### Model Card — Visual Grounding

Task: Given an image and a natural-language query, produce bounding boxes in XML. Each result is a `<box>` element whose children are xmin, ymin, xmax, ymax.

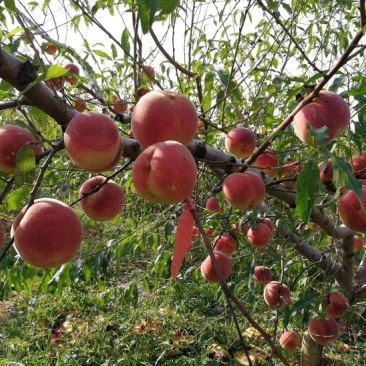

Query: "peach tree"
<box><xmin>0</xmin><ymin>0</ymin><xmax>366</xmax><ymax>365</ymax></box>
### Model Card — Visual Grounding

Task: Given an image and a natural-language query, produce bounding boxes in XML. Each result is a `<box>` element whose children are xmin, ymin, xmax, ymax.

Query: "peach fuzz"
<box><xmin>222</xmin><ymin>172</ymin><xmax>265</xmax><ymax>210</ymax></box>
<box><xmin>293</xmin><ymin>90</ymin><xmax>350</xmax><ymax>146</ymax></box>
<box><xmin>350</xmin><ymin>151</ymin><xmax>366</xmax><ymax>178</ymax></box>
<box><xmin>338</xmin><ymin>187</ymin><xmax>366</xmax><ymax>233</ymax></box>
<box><xmin>253</xmin><ymin>266</ymin><xmax>272</xmax><ymax>285</ymax></box>
<box><xmin>206</xmin><ymin>197</ymin><xmax>221</xmax><ymax>212</ymax></box>
<box><xmin>0</xmin><ymin>125</ymin><xmax>43</xmax><ymax>174</ymax></box>
<box><xmin>200</xmin><ymin>251</ymin><xmax>233</xmax><ymax>283</ymax></box>
<box><xmin>354</xmin><ymin>235</ymin><xmax>364</xmax><ymax>251</ymax></box>
<box><xmin>213</xmin><ymin>234</ymin><xmax>237</xmax><ymax>256</ymax></box>
<box><xmin>64</xmin><ymin>112</ymin><xmax>123</xmax><ymax>173</ymax></box>
<box><xmin>324</xmin><ymin>291</ymin><xmax>350</xmax><ymax>318</ymax></box>
<box><xmin>224</xmin><ymin>127</ymin><xmax>256</xmax><ymax>158</ymax></box>
<box><xmin>79</xmin><ymin>176</ymin><xmax>125</xmax><ymax>221</ymax></box>
<box><xmin>12</xmin><ymin>198</ymin><xmax>83</xmax><ymax>268</ymax></box>
<box><xmin>279</xmin><ymin>331</ymin><xmax>301</xmax><ymax>351</ymax></box>
<box><xmin>247</xmin><ymin>223</ymin><xmax>272</xmax><ymax>248</ymax></box>
<box><xmin>308</xmin><ymin>315</ymin><xmax>340</xmax><ymax>345</ymax></box>
<box><xmin>131</xmin><ymin>91</ymin><xmax>197</xmax><ymax>148</ymax></box>
<box><xmin>318</xmin><ymin>159</ymin><xmax>334</xmax><ymax>183</ymax></box>
<box><xmin>132</xmin><ymin>141</ymin><xmax>197</xmax><ymax>204</ymax></box>
<box><xmin>263</xmin><ymin>281</ymin><xmax>291</xmax><ymax>308</ymax></box>
<box><xmin>254</xmin><ymin>152</ymin><xmax>279</xmax><ymax>177</ymax></box>
<box><xmin>0</xmin><ymin>220</ymin><xmax>4</xmax><ymax>249</ymax></box>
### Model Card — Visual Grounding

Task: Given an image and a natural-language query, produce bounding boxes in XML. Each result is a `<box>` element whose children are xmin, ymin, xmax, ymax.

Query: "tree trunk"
<box><xmin>301</xmin><ymin>331</ymin><xmax>323</xmax><ymax>366</ymax></box>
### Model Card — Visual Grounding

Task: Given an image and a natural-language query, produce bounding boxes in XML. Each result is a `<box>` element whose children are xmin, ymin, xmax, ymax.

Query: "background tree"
<box><xmin>0</xmin><ymin>1</ymin><xmax>365</xmax><ymax>365</ymax></box>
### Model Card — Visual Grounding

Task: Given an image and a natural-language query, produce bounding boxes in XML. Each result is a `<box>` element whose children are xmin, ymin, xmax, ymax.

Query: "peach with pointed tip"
<box><xmin>308</xmin><ymin>315</ymin><xmax>340</xmax><ymax>345</ymax></box>
<box><xmin>131</xmin><ymin>91</ymin><xmax>197</xmax><ymax>147</ymax></box>
<box><xmin>224</xmin><ymin>127</ymin><xmax>256</xmax><ymax>158</ymax></box>
<box><xmin>279</xmin><ymin>331</ymin><xmax>301</xmax><ymax>351</ymax></box>
<box><xmin>200</xmin><ymin>251</ymin><xmax>233</xmax><ymax>283</ymax></box>
<box><xmin>293</xmin><ymin>90</ymin><xmax>350</xmax><ymax>146</ymax></box>
<box><xmin>79</xmin><ymin>176</ymin><xmax>125</xmax><ymax>221</ymax></box>
<box><xmin>222</xmin><ymin>172</ymin><xmax>265</xmax><ymax>210</ymax></box>
<box><xmin>132</xmin><ymin>141</ymin><xmax>197</xmax><ymax>204</ymax></box>
<box><xmin>0</xmin><ymin>125</ymin><xmax>43</xmax><ymax>174</ymax></box>
<box><xmin>12</xmin><ymin>198</ymin><xmax>83</xmax><ymax>268</ymax></box>
<box><xmin>64</xmin><ymin>112</ymin><xmax>123</xmax><ymax>173</ymax></box>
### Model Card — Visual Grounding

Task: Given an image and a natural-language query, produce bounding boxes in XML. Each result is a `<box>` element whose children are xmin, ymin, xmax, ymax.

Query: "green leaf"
<box><xmin>296</xmin><ymin>160</ymin><xmax>320</xmax><ymax>223</ymax></box>
<box><xmin>4</xmin><ymin>26</ymin><xmax>23</xmax><ymax>40</ymax></box>
<box><xmin>158</xmin><ymin>0</ymin><xmax>180</xmax><ymax>14</ymax></box>
<box><xmin>45</xmin><ymin>65</ymin><xmax>68</xmax><ymax>80</ymax></box>
<box><xmin>138</xmin><ymin>0</ymin><xmax>159</xmax><ymax>34</ymax></box>
<box><xmin>333</xmin><ymin>158</ymin><xmax>362</xmax><ymax>195</ymax></box>
<box><xmin>309</xmin><ymin>125</ymin><xmax>329</xmax><ymax>145</ymax></box>
<box><xmin>14</xmin><ymin>145</ymin><xmax>37</xmax><ymax>185</ymax></box>
<box><xmin>5</xmin><ymin>185</ymin><xmax>31</xmax><ymax>212</ymax></box>
<box><xmin>93</xmin><ymin>49</ymin><xmax>112</xmax><ymax>60</ymax></box>
<box><xmin>121</xmin><ymin>28</ymin><xmax>130</xmax><ymax>59</ymax></box>
<box><xmin>4</xmin><ymin>0</ymin><xmax>16</xmax><ymax>13</ymax></box>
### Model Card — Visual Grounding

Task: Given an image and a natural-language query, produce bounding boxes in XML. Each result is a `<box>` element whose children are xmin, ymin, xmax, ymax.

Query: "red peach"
<box><xmin>279</xmin><ymin>331</ymin><xmax>301</xmax><ymax>351</ymax></box>
<box><xmin>224</xmin><ymin>127</ymin><xmax>256</xmax><ymax>158</ymax></box>
<box><xmin>64</xmin><ymin>63</ymin><xmax>80</xmax><ymax>84</ymax></box>
<box><xmin>263</xmin><ymin>281</ymin><xmax>291</xmax><ymax>307</ymax></box>
<box><xmin>253</xmin><ymin>266</ymin><xmax>272</xmax><ymax>285</ymax></box>
<box><xmin>132</xmin><ymin>141</ymin><xmax>197</xmax><ymax>204</ymax></box>
<box><xmin>293</xmin><ymin>90</ymin><xmax>350</xmax><ymax>146</ymax></box>
<box><xmin>354</xmin><ymin>235</ymin><xmax>364</xmax><ymax>251</ymax></box>
<box><xmin>261</xmin><ymin>218</ymin><xmax>275</xmax><ymax>233</ymax></box>
<box><xmin>79</xmin><ymin>176</ymin><xmax>125</xmax><ymax>221</ymax></box>
<box><xmin>308</xmin><ymin>315</ymin><xmax>340</xmax><ymax>345</ymax></box>
<box><xmin>222</xmin><ymin>172</ymin><xmax>265</xmax><ymax>210</ymax></box>
<box><xmin>206</xmin><ymin>197</ymin><xmax>221</xmax><ymax>212</ymax></box>
<box><xmin>247</xmin><ymin>223</ymin><xmax>272</xmax><ymax>248</ymax></box>
<box><xmin>12</xmin><ymin>198</ymin><xmax>83</xmax><ymax>268</ymax></box>
<box><xmin>254</xmin><ymin>152</ymin><xmax>279</xmax><ymax>177</ymax></box>
<box><xmin>131</xmin><ymin>91</ymin><xmax>197</xmax><ymax>147</ymax></box>
<box><xmin>338</xmin><ymin>188</ymin><xmax>366</xmax><ymax>233</ymax></box>
<box><xmin>200</xmin><ymin>251</ymin><xmax>233</xmax><ymax>283</ymax></box>
<box><xmin>213</xmin><ymin>234</ymin><xmax>236</xmax><ymax>256</ymax></box>
<box><xmin>0</xmin><ymin>125</ymin><xmax>43</xmax><ymax>174</ymax></box>
<box><xmin>113</xmin><ymin>98</ymin><xmax>128</xmax><ymax>113</ymax></box>
<box><xmin>64</xmin><ymin>112</ymin><xmax>123</xmax><ymax>173</ymax></box>
<box><xmin>43</xmin><ymin>43</ymin><xmax>57</xmax><ymax>55</ymax></box>
<box><xmin>74</xmin><ymin>98</ymin><xmax>86</xmax><ymax>113</ymax></box>
<box><xmin>140</xmin><ymin>65</ymin><xmax>156</xmax><ymax>80</ymax></box>
<box><xmin>324</xmin><ymin>291</ymin><xmax>350</xmax><ymax>318</ymax></box>
<box><xmin>350</xmin><ymin>151</ymin><xmax>366</xmax><ymax>178</ymax></box>
<box><xmin>318</xmin><ymin>159</ymin><xmax>334</xmax><ymax>183</ymax></box>
<box><xmin>191</xmin><ymin>226</ymin><xmax>200</xmax><ymax>238</ymax></box>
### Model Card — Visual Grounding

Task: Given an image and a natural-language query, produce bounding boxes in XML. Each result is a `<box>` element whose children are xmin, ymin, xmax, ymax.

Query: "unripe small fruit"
<box><xmin>200</xmin><ymin>251</ymin><xmax>233</xmax><ymax>283</ymax></box>
<box><xmin>308</xmin><ymin>315</ymin><xmax>340</xmax><ymax>345</ymax></box>
<box><xmin>279</xmin><ymin>331</ymin><xmax>301</xmax><ymax>351</ymax></box>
